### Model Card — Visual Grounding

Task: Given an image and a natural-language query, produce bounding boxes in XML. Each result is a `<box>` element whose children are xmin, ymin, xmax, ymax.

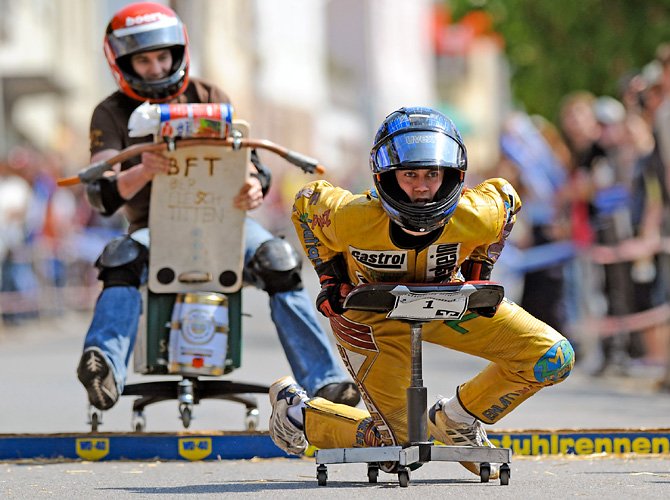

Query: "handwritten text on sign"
<box><xmin>165</xmin><ymin>156</ymin><xmax>227</xmax><ymax>223</ymax></box>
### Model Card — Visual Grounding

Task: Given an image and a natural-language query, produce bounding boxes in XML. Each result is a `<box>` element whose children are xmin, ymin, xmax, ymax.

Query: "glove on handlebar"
<box><xmin>460</xmin><ymin>259</ymin><xmax>499</xmax><ymax>318</ymax></box>
<box><xmin>314</xmin><ymin>255</ymin><xmax>352</xmax><ymax>318</ymax></box>
<box><xmin>460</xmin><ymin>259</ymin><xmax>493</xmax><ymax>281</ymax></box>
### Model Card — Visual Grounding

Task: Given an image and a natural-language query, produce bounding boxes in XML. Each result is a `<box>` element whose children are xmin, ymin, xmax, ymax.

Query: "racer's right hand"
<box><xmin>314</xmin><ymin>255</ymin><xmax>351</xmax><ymax>318</ymax></box>
<box><xmin>316</xmin><ymin>281</ymin><xmax>353</xmax><ymax>318</ymax></box>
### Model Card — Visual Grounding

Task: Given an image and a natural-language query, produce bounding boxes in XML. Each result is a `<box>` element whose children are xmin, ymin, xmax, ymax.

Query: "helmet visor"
<box><xmin>373</xmin><ymin>131</ymin><xmax>466</xmax><ymax>172</ymax></box>
<box><xmin>108</xmin><ymin>18</ymin><xmax>185</xmax><ymax>58</ymax></box>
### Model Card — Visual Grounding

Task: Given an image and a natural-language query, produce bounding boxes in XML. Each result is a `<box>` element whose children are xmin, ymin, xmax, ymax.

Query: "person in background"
<box><xmin>498</xmin><ymin>112</ymin><xmax>573</xmax><ymax>338</ymax></box>
<box><xmin>585</xmin><ymin>96</ymin><xmax>649</xmax><ymax>374</ymax></box>
<box><xmin>76</xmin><ymin>2</ymin><xmax>359</xmax><ymax>412</ymax></box>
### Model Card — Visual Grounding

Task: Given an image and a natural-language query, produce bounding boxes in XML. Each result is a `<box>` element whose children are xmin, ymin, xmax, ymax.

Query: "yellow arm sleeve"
<box><xmin>468</xmin><ymin>178</ymin><xmax>522</xmax><ymax>265</ymax></box>
<box><xmin>291</xmin><ymin>180</ymin><xmax>356</xmax><ymax>268</ymax></box>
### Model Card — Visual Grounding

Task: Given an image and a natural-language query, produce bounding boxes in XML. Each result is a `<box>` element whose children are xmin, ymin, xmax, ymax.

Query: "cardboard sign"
<box><xmin>148</xmin><ymin>121</ymin><xmax>249</xmax><ymax>293</ymax></box>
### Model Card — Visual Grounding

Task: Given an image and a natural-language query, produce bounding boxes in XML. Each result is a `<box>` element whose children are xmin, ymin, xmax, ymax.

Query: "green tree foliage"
<box><xmin>447</xmin><ymin>0</ymin><xmax>670</xmax><ymax>120</ymax></box>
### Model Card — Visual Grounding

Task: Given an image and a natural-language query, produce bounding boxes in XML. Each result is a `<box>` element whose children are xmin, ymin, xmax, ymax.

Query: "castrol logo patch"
<box><xmin>349</xmin><ymin>246</ymin><xmax>408</xmax><ymax>271</ymax></box>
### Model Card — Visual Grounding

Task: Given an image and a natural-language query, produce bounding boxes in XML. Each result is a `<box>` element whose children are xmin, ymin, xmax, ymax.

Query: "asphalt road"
<box><xmin>2</xmin><ymin>455</ymin><xmax>670</xmax><ymax>499</ymax></box>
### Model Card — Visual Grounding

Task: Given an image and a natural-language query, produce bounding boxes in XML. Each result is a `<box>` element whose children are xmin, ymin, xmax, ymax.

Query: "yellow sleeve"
<box><xmin>291</xmin><ymin>180</ymin><xmax>355</xmax><ymax>267</ymax></box>
<box><xmin>468</xmin><ymin>177</ymin><xmax>522</xmax><ymax>264</ymax></box>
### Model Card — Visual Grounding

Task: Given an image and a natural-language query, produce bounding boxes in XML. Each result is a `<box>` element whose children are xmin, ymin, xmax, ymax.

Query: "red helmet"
<box><xmin>103</xmin><ymin>2</ymin><xmax>190</xmax><ymax>102</ymax></box>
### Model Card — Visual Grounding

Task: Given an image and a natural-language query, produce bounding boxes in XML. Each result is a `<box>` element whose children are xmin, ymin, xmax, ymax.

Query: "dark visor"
<box><xmin>374</xmin><ymin>131</ymin><xmax>465</xmax><ymax>171</ymax></box>
<box><xmin>108</xmin><ymin>21</ymin><xmax>185</xmax><ymax>58</ymax></box>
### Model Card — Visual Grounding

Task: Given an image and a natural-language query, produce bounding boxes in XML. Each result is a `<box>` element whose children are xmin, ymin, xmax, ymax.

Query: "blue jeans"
<box><xmin>82</xmin><ymin>217</ymin><xmax>349</xmax><ymax>396</ymax></box>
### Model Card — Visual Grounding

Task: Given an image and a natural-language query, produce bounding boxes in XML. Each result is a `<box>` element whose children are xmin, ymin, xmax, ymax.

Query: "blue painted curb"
<box><xmin>0</xmin><ymin>432</ymin><xmax>290</xmax><ymax>461</ymax></box>
<box><xmin>2</xmin><ymin>429</ymin><xmax>669</xmax><ymax>461</ymax></box>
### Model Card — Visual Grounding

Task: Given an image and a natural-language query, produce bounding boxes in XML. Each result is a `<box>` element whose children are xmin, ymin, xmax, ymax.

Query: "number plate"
<box><xmin>387</xmin><ymin>291</ymin><xmax>469</xmax><ymax>320</ymax></box>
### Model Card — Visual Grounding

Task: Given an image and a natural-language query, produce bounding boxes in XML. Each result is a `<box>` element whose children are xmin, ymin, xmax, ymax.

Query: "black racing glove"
<box><xmin>314</xmin><ymin>255</ymin><xmax>352</xmax><ymax>318</ymax></box>
<box><xmin>460</xmin><ymin>259</ymin><xmax>499</xmax><ymax>318</ymax></box>
<box><xmin>471</xmin><ymin>305</ymin><xmax>499</xmax><ymax>318</ymax></box>
<box><xmin>250</xmin><ymin>149</ymin><xmax>272</xmax><ymax>197</ymax></box>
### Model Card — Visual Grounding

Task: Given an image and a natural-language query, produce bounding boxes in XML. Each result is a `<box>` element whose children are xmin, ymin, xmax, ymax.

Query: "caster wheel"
<box><xmin>398</xmin><ymin>468</ymin><xmax>410</xmax><ymax>487</ymax></box>
<box><xmin>179</xmin><ymin>404</ymin><xmax>192</xmax><ymax>428</ymax></box>
<box><xmin>367</xmin><ymin>464</ymin><xmax>379</xmax><ymax>483</ymax></box>
<box><xmin>480</xmin><ymin>462</ymin><xmax>491</xmax><ymax>483</ymax></box>
<box><xmin>500</xmin><ymin>463</ymin><xmax>511</xmax><ymax>485</ymax></box>
<box><xmin>132</xmin><ymin>411</ymin><xmax>146</xmax><ymax>433</ymax></box>
<box><xmin>90</xmin><ymin>412</ymin><xmax>100</xmax><ymax>432</ymax></box>
<box><xmin>317</xmin><ymin>464</ymin><xmax>328</xmax><ymax>486</ymax></box>
<box><xmin>245</xmin><ymin>408</ymin><xmax>260</xmax><ymax>431</ymax></box>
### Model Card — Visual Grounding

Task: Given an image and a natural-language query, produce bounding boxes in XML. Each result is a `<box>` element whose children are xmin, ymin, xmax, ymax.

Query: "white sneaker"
<box><xmin>428</xmin><ymin>398</ymin><xmax>500</xmax><ymax>479</ymax></box>
<box><xmin>269</xmin><ymin>376</ymin><xmax>308</xmax><ymax>455</ymax></box>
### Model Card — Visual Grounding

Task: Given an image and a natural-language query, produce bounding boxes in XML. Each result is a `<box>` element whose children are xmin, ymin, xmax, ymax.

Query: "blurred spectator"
<box><xmin>0</xmin><ymin>152</ymin><xmax>38</xmax><ymax>325</ymax></box>
<box><xmin>586</xmin><ymin>96</ymin><xmax>649</xmax><ymax>374</ymax></box>
<box><xmin>497</xmin><ymin>112</ymin><xmax>574</xmax><ymax>341</ymax></box>
<box><xmin>558</xmin><ymin>91</ymin><xmax>604</xmax><ymax>248</ymax></box>
<box><xmin>36</xmin><ymin>152</ymin><xmax>80</xmax><ymax>313</ymax></box>
<box><xmin>634</xmin><ymin>50</ymin><xmax>670</xmax><ymax>390</ymax></box>
<box><xmin>554</xmin><ymin>94</ymin><xmax>606</xmax><ymax>360</ymax></box>
<box><xmin>653</xmin><ymin>43</ymin><xmax>670</xmax><ymax>177</ymax></box>
<box><xmin>0</xmin><ymin>144</ymin><xmax>119</xmax><ymax>324</ymax></box>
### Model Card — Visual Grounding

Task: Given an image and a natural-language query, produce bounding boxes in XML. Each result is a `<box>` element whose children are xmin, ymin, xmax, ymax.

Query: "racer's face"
<box><xmin>395</xmin><ymin>168</ymin><xmax>444</xmax><ymax>204</ymax></box>
<box><xmin>130</xmin><ymin>49</ymin><xmax>173</xmax><ymax>81</ymax></box>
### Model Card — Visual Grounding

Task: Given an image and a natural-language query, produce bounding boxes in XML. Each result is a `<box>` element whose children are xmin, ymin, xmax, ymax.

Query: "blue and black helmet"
<box><xmin>370</xmin><ymin>107</ymin><xmax>467</xmax><ymax>232</ymax></box>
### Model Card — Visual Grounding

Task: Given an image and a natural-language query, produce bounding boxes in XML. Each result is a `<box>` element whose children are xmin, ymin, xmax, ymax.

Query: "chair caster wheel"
<box><xmin>87</xmin><ymin>406</ymin><xmax>103</xmax><ymax>432</ymax></box>
<box><xmin>245</xmin><ymin>408</ymin><xmax>260</xmax><ymax>431</ymax></box>
<box><xmin>398</xmin><ymin>467</ymin><xmax>410</xmax><ymax>487</ymax></box>
<box><xmin>500</xmin><ymin>463</ymin><xmax>511</xmax><ymax>485</ymax></box>
<box><xmin>179</xmin><ymin>403</ymin><xmax>193</xmax><ymax>428</ymax></box>
<box><xmin>367</xmin><ymin>463</ymin><xmax>379</xmax><ymax>483</ymax></box>
<box><xmin>132</xmin><ymin>411</ymin><xmax>146</xmax><ymax>432</ymax></box>
<box><xmin>317</xmin><ymin>464</ymin><xmax>328</xmax><ymax>486</ymax></box>
<box><xmin>480</xmin><ymin>462</ymin><xmax>491</xmax><ymax>483</ymax></box>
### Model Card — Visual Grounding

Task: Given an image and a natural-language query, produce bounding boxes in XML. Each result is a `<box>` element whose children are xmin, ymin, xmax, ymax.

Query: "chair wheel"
<box><xmin>398</xmin><ymin>468</ymin><xmax>410</xmax><ymax>487</ymax></box>
<box><xmin>88</xmin><ymin>406</ymin><xmax>102</xmax><ymax>432</ymax></box>
<box><xmin>132</xmin><ymin>411</ymin><xmax>146</xmax><ymax>433</ymax></box>
<box><xmin>317</xmin><ymin>464</ymin><xmax>328</xmax><ymax>486</ymax></box>
<box><xmin>500</xmin><ymin>463</ymin><xmax>511</xmax><ymax>485</ymax></box>
<box><xmin>90</xmin><ymin>412</ymin><xmax>100</xmax><ymax>432</ymax></box>
<box><xmin>245</xmin><ymin>408</ymin><xmax>260</xmax><ymax>431</ymax></box>
<box><xmin>367</xmin><ymin>464</ymin><xmax>379</xmax><ymax>483</ymax></box>
<box><xmin>179</xmin><ymin>404</ymin><xmax>192</xmax><ymax>428</ymax></box>
<box><xmin>480</xmin><ymin>462</ymin><xmax>491</xmax><ymax>483</ymax></box>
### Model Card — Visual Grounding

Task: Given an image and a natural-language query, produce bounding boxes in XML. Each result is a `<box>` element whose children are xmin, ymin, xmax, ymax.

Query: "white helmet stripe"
<box><xmin>113</xmin><ymin>17</ymin><xmax>178</xmax><ymax>38</ymax></box>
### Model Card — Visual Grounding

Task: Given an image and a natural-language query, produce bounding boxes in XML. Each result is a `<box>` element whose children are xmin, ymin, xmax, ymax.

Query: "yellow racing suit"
<box><xmin>291</xmin><ymin>178</ymin><xmax>574</xmax><ymax>449</ymax></box>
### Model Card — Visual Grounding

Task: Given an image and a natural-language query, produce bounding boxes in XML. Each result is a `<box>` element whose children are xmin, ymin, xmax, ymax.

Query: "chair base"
<box><xmin>314</xmin><ymin>443</ymin><xmax>512</xmax><ymax>487</ymax></box>
<box><xmin>87</xmin><ymin>377</ymin><xmax>269</xmax><ymax>433</ymax></box>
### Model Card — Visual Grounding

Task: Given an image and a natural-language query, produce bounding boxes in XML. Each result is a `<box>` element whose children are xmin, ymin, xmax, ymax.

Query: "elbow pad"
<box><xmin>250</xmin><ymin>149</ymin><xmax>272</xmax><ymax>197</ymax></box>
<box><xmin>85</xmin><ymin>176</ymin><xmax>125</xmax><ymax>216</ymax></box>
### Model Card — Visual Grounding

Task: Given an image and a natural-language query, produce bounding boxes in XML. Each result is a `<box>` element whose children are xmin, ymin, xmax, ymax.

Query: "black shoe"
<box><xmin>77</xmin><ymin>348</ymin><xmax>119</xmax><ymax>410</ymax></box>
<box><xmin>315</xmin><ymin>382</ymin><xmax>361</xmax><ymax>406</ymax></box>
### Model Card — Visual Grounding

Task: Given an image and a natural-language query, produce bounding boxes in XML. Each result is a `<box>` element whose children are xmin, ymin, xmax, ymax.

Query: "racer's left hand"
<box><xmin>234</xmin><ymin>176</ymin><xmax>264</xmax><ymax>211</ymax></box>
<box><xmin>469</xmin><ymin>305</ymin><xmax>499</xmax><ymax>318</ymax></box>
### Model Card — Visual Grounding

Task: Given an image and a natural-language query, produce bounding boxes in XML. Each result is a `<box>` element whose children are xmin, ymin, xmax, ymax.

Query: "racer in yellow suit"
<box><xmin>269</xmin><ymin>107</ymin><xmax>574</xmax><ymax>478</ymax></box>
